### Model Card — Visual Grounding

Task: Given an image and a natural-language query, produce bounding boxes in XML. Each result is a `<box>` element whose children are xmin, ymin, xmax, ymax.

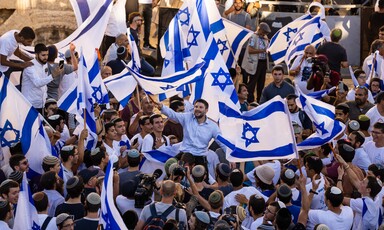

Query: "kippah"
<box><xmin>48</xmin><ymin>114</ymin><xmax>60</xmax><ymax>120</ymax></box>
<box><xmin>33</xmin><ymin>192</ymin><xmax>46</xmax><ymax>202</ymax></box>
<box><xmin>209</xmin><ymin>191</ymin><xmax>222</xmax><ymax>204</ymax></box>
<box><xmin>45</xmin><ymin>98</ymin><xmax>57</xmax><ymax>105</ymax></box>
<box><xmin>330</xmin><ymin>187</ymin><xmax>342</xmax><ymax>195</ymax></box>
<box><xmin>8</xmin><ymin>171</ymin><xmax>23</xmax><ymax>182</ymax></box>
<box><xmin>0</xmin><ymin>200</ymin><xmax>8</xmax><ymax>209</ymax></box>
<box><xmin>358</xmin><ymin>114</ymin><xmax>370</xmax><ymax>121</ymax></box>
<box><xmin>284</xmin><ymin>169</ymin><xmax>295</xmax><ymax>179</ymax></box>
<box><xmin>86</xmin><ymin>192</ymin><xmax>101</xmax><ymax>205</ymax></box>
<box><xmin>61</xmin><ymin>145</ymin><xmax>74</xmax><ymax>152</ymax></box>
<box><xmin>316</xmin><ymin>224</ymin><xmax>330</xmax><ymax>230</ymax></box>
<box><xmin>217</xmin><ymin>163</ymin><xmax>231</xmax><ymax>177</ymax></box>
<box><xmin>164</xmin><ymin>158</ymin><xmax>177</xmax><ymax>174</ymax></box>
<box><xmin>43</xmin><ymin>155</ymin><xmax>60</xmax><ymax>165</ymax></box>
<box><xmin>127</xmin><ymin>149</ymin><xmax>140</xmax><ymax>158</ymax></box>
<box><xmin>332</xmin><ymin>28</ymin><xmax>342</xmax><ymax>37</ymax></box>
<box><xmin>91</xmin><ymin>147</ymin><xmax>101</xmax><ymax>156</ymax></box>
<box><xmin>192</xmin><ymin>165</ymin><xmax>205</xmax><ymax>178</ymax></box>
<box><xmin>0</xmin><ymin>179</ymin><xmax>14</xmax><ymax>188</ymax></box>
<box><xmin>66</xmin><ymin>176</ymin><xmax>80</xmax><ymax>189</ymax></box>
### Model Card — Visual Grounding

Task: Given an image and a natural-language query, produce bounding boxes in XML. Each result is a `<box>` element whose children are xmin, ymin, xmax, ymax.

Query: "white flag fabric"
<box><xmin>13</xmin><ymin>172</ymin><xmax>41</xmax><ymax>230</ymax></box>
<box><xmin>297</xmin><ymin>88</ymin><xmax>345</xmax><ymax>150</ymax></box>
<box><xmin>99</xmin><ymin>160</ymin><xmax>128</xmax><ymax>230</ymax></box>
<box><xmin>69</xmin><ymin>0</ymin><xmax>100</xmax><ymax>26</ymax></box>
<box><xmin>217</xmin><ymin>96</ymin><xmax>298</xmax><ymax>162</ymax></box>
<box><xmin>0</xmin><ymin>74</ymin><xmax>52</xmax><ymax>176</ymax></box>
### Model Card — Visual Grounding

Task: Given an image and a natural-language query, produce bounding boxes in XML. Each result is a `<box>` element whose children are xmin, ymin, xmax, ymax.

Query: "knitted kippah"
<box><xmin>86</xmin><ymin>192</ymin><xmax>101</xmax><ymax>205</ymax></box>
<box><xmin>43</xmin><ymin>155</ymin><xmax>60</xmax><ymax>165</ymax></box>
<box><xmin>66</xmin><ymin>176</ymin><xmax>80</xmax><ymax>189</ymax></box>
<box><xmin>8</xmin><ymin>171</ymin><xmax>23</xmax><ymax>182</ymax></box>
<box><xmin>209</xmin><ymin>191</ymin><xmax>222</xmax><ymax>204</ymax></box>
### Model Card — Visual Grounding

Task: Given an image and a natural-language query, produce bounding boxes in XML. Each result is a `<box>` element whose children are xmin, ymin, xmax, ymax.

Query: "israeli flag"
<box><xmin>0</xmin><ymin>74</ymin><xmax>52</xmax><ymax>177</ymax></box>
<box><xmin>127</xmin><ymin>59</ymin><xmax>205</xmax><ymax>96</ymax></box>
<box><xmin>13</xmin><ymin>172</ymin><xmax>41</xmax><ymax>230</ymax></box>
<box><xmin>221</xmin><ymin>18</ymin><xmax>253</xmax><ymax>68</ymax></box>
<box><xmin>217</xmin><ymin>96</ymin><xmax>298</xmax><ymax>162</ymax></box>
<box><xmin>307</xmin><ymin>86</ymin><xmax>336</xmax><ymax>100</ymax></box>
<box><xmin>127</xmin><ymin>29</ymin><xmax>141</xmax><ymax>72</ymax></box>
<box><xmin>100</xmin><ymin>160</ymin><xmax>128</xmax><ymax>230</ymax></box>
<box><xmin>69</xmin><ymin>0</ymin><xmax>100</xmax><ymax>26</ymax></box>
<box><xmin>55</xmin><ymin>0</ymin><xmax>113</xmax><ymax>64</ymax></box>
<box><xmin>365</xmin><ymin>51</ymin><xmax>381</xmax><ymax>83</ymax></box>
<box><xmin>285</xmin><ymin>16</ymin><xmax>324</xmax><ymax>66</ymax></box>
<box><xmin>297</xmin><ymin>89</ymin><xmax>345</xmax><ymax>150</ymax></box>
<box><xmin>103</xmin><ymin>69</ymin><xmax>137</xmax><ymax>109</ymax></box>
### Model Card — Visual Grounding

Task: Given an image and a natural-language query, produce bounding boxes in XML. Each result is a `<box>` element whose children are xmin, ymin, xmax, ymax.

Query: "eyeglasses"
<box><xmin>20</xmin><ymin>159</ymin><xmax>28</xmax><ymax>165</ymax></box>
<box><xmin>356</xmin><ymin>85</ymin><xmax>368</xmax><ymax>90</ymax></box>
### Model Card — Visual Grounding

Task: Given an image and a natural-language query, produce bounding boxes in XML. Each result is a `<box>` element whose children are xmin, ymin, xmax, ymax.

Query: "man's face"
<box><xmin>379</xmin><ymin>45</ymin><xmax>384</xmax><ymax>56</ymax></box>
<box><xmin>287</xmin><ymin>99</ymin><xmax>298</xmax><ymax>113</ymax></box>
<box><xmin>379</xmin><ymin>31</ymin><xmax>384</xmax><ymax>40</ymax></box>
<box><xmin>272</xmin><ymin>70</ymin><xmax>284</xmax><ymax>85</ymax></box>
<box><xmin>61</xmin><ymin>218</ymin><xmax>75</xmax><ymax>230</ymax></box>
<box><xmin>335</xmin><ymin>109</ymin><xmax>348</xmax><ymax>123</ymax></box>
<box><xmin>176</xmin><ymin>105</ymin><xmax>185</xmax><ymax>113</ymax></box>
<box><xmin>45</xmin><ymin>104</ymin><xmax>58</xmax><ymax>117</ymax></box>
<box><xmin>264</xmin><ymin>205</ymin><xmax>277</xmax><ymax>222</ymax></box>
<box><xmin>193</xmin><ymin>102</ymin><xmax>208</xmax><ymax>119</ymax></box>
<box><xmin>57</xmin><ymin>119</ymin><xmax>65</xmax><ymax>133</ymax></box>
<box><xmin>7</xmin><ymin>187</ymin><xmax>20</xmax><ymax>204</ymax></box>
<box><xmin>101</xmin><ymin>67</ymin><xmax>112</xmax><ymax>79</ymax></box>
<box><xmin>114</xmin><ymin>121</ymin><xmax>125</xmax><ymax>136</ymax></box>
<box><xmin>37</xmin><ymin>51</ymin><xmax>48</xmax><ymax>64</ymax></box>
<box><xmin>336</xmin><ymin>86</ymin><xmax>347</xmax><ymax>99</ymax></box>
<box><xmin>152</xmin><ymin>117</ymin><xmax>164</xmax><ymax>133</ymax></box>
<box><xmin>234</xmin><ymin>0</ymin><xmax>243</xmax><ymax>11</ymax></box>
<box><xmin>357</xmin><ymin>74</ymin><xmax>367</xmax><ymax>86</ymax></box>
<box><xmin>238</xmin><ymin>85</ymin><xmax>249</xmax><ymax>101</ymax></box>
<box><xmin>142</xmin><ymin>98</ymin><xmax>154</xmax><ymax>114</ymax></box>
<box><xmin>106</xmin><ymin>126</ymin><xmax>118</xmax><ymax>141</ymax></box>
<box><xmin>52</xmin><ymin>163</ymin><xmax>61</xmax><ymax>175</ymax></box>
<box><xmin>134</xmin><ymin>16</ymin><xmax>143</xmax><ymax>27</ymax></box>
<box><xmin>18</xmin><ymin>158</ymin><xmax>29</xmax><ymax>172</ymax></box>
<box><xmin>141</xmin><ymin>118</ymin><xmax>153</xmax><ymax>134</ymax></box>
<box><xmin>117</xmin><ymin>35</ymin><xmax>129</xmax><ymax>47</ymax></box>
<box><xmin>372</xmin><ymin>128</ymin><xmax>384</xmax><ymax>143</ymax></box>
<box><xmin>355</xmin><ymin>88</ymin><xmax>368</xmax><ymax>106</ymax></box>
<box><xmin>348</xmin><ymin>133</ymin><xmax>357</xmax><ymax>148</ymax></box>
<box><xmin>72</xmin><ymin>148</ymin><xmax>79</xmax><ymax>165</ymax></box>
<box><xmin>304</xmin><ymin>47</ymin><xmax>315</xmax><ymax>58</ymax></box>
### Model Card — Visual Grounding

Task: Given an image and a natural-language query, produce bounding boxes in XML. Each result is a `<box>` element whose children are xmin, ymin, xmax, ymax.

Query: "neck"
<box><xmin>140</xmin><ymin>131</ymin><xmax>148</xmax><ymax>138</ymax></box>
<box><xmin>378</xmin><ymin>105</ymin><xmax>384</xmax><ymax>116</ymax></box>
<box><xmin>239</xmin><ymin>98</ymin><xmax>246</xmax><ymax>104</ymax></box>
<box><xmin>130</xmin><ymin>24</ymin><xmax>138</xmax><ymax>30</ymax></box>
<box><xmin>116</xmin><ymin>134</ymin><xmax>123</xmax><ymax>141</ymax></box>
<box><xmin>275</xmin><ymin>81</ymin><xmax>283</xmax><ymax>88</ymax></box>
<box><xmin>63</xmin><ymin>162</ymin><xmax>72</xmax><ymax>170</ymax></box>
<box><xmin>128</xmin><ymin>166</ymin><xmax>139</xmax><ymax>172</ymax></box>
<box><xmin>233</xmin><ymin>185</ymin><xmax>243</xmax><ymax>191</ymax></box>
<box><xmin>376</xmin><ymin>141</ymin><xmax>384</xmax><ymax>148</ymax></box>
<box><xmin>328</xmin><ymin>205</ymin><xmax>342</xmax><ymax>214</ymax></box>
<box><xmin>161</xmin><ymin>197</ymin><xmax>174</xmax><ymax>204</ymax></box>
<box><xmin>253</xmin><ymin>212</ymin><xmax>263</xmax><ymax>220</ymax></box>
<box><xmin>217</xmin><ymin>179</ymin><xmax>229</xmax><ymax>186</ymax></box>
<box><xmin>154</xmin><ymin>131</ymin><xmax>162</xmax><ymax>138</ymax></box>
<box><xmin>362</xmin><ymin>130</ymin><xmax>371</xmax><ymax>137</ymax></box>
<box><xmin>86</xmin><ymin>212</ymin><xmax>99</xmax><ymax>219</ymax></box>
<box><xmin>67</xmin><ymin>197</ymin><xmax>81</xmax><ymax>203</ymax></box>
<box><xmin>197</xmin><ymin>116</ymin><xmax>206</xmax><ymax>124</ymax></box>
<box><xmin>105</xmin><ymin>139</ymin><xmax>113</xmax><ymax>147</ymax></box>
<box><xmin>38</xmin><ymin>210</ymin><xmax>48</xmax><ymax>215</ymax></box>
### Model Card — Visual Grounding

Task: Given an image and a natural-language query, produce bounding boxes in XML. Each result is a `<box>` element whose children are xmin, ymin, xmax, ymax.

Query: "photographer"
<box><xmin>290</xmin><ymin>45</ymin><xmax>316</xmax><ymax>94</ymax></box>
<box><xmin>135</xmin><ymin>180</ymin><xmax>187</xmax><ymax>230</ymax></box>
<box><xmin>306</xmin><ymin>54</ymin><xmax>340</xmax><ymax>92</ymax></box>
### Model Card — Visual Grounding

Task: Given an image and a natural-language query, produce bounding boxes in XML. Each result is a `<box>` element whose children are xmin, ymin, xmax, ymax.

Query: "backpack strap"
<box><xmin>161</xmin><ymin>205</ymin><xmax>176</xmax><ymax>220</ymax></box>
<box><xmin>175</xmin><ymin>208</ymin><xmax>179</xmax><ymax>222</ymax></box>
<box><xmin>149</xmin><ymin>203</ymin><xmax>157</xmax><ymax>217</ymax></box>
<box><xmin>41</xmin><ymin>216</ymin><xmax>53</xmax><ymax>230</ymax></box>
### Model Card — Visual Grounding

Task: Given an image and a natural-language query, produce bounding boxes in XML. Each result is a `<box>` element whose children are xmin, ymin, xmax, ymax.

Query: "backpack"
<box><xmin>143</xmin><ymin>203</ymin><xmax>179</xmax><ymax>230</ymax></box>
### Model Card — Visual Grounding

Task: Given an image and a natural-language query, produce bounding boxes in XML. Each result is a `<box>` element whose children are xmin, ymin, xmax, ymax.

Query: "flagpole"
<box><xmin>369</xmin><ymin>52</ymin><xmax>377</xmax><ymax>82</ymax></box>
<box><xmin>40</xmin><ymin>115</ymin><xmax>56</xmax><ymax>132</ymax></box>
<box><xmin>225</xmin><ymin>34</ymin><xmax>241</xmax><ymax>69</ymax></box>
<box><xmin>84</xmin><ymin>108</ymin><xmax>86</xmax><ymax>129</ymax></box>
<box><xmin>136</xmin><ymin>85</ymin><xmax>142</xmax><ymax>111</ymax></box>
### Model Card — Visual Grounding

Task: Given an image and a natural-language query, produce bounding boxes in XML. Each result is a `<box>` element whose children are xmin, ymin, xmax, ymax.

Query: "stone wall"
<box><xmin>0</xmin><ymin>0</ymin><xmax>76</xmax><ymax>45</ymax></box>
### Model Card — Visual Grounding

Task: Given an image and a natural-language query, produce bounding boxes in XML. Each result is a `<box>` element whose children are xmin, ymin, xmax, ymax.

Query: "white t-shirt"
<box><xmin>37</xmin><ymin>214</ymin><xmax>57</xmax><ymax>230</ymax></box>
<box><xmin>250</xmin><ymin>216</ymin><xmax>263</xmax><ymax>230</ymax></box>
<box><xmin>350</xmin><ymin>197</ymin><xmax>380</xmax><ymax>230</ymax></box>
<box><xmin>291</xmin><ymin>56</ymin><xmax>314</xmax><ymax>95</ymax></box>
<box><xmin>103</xmin><ymin>142</ymin><xmax>120</xmax><ymax>164</ymax></box>
<box><xmin>223</xmin><ymin>187</ymin><xmax>267</xmax><ymax>210</ymax></box>
<box><xmin>105</xmin><ymin>0</ymin><xmax>127</xmax><ymax>37</ymax></box>
<box><xmin>116</xmin><ymin>195</ymin><xmax>142</xmax><ymax>217</ymax></box>
<box><xmin>307</xmin><ymin>206</ymin><xmax>354</xmax><ymax>230</ymax></box>
<box><xmin>0</xmin><ymin>30</ymin><xmax>18</xmax><ymax>72</ymax></box>
<box><xmin>306</xmin><ymin>173</ymin><xmax>327</xmax><ymax>210</ymax></box>
<box><xmin>363</xmin><ymin>141</ymin><xmax>384</xmax><ymax>165</ymax></box>
<box><xmin>59</xmin><ymin>71</ymin><xmax>77</xmax><ymax>99</ymax></box>
<box><xmin>131</xmin><ymin>133</ymin><xmax>145</xmax><ymax>152</ymax></box>
<box><xmin>352</xmin><ymin>147</ymin><xmax>371</xmax><ymax>172</ymax></box>
<box><xmin>366</xmin><ymin>106</ymin><xmax>384</xmax><ymax>131</ymax></box>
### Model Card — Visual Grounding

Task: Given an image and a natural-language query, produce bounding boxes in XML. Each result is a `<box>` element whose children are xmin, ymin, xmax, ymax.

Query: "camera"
<box><xmin>172</xmin><ymin>161</ymin><xmax>187</xmax><ymax>177</ymax></box>
<box><xmin>134</xmin><ymin>169</ymin><xmax>162</xmax><ymax>208</ymax></box>
<box><xmin>221</xmin><ymin>206</ymin><xmax>246</xmax><ymax>228</ymax></box>
<box><xmin>93</xmin><ymin>103</ymin><xmax>107</xmax><ymax>110</ymax></box>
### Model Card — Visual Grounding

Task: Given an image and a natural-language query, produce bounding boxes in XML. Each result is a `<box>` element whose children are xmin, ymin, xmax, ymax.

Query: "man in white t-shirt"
<box><xmin>290</xmin><ymin>45</ymin><xmax>316</xmax><ymax>94</ymax></box>
<box><xmin>349</xmin><ymin>131</ymin><xmax>371</xmax><ymax>172</ymax></box>
<box><xmin>364</xmin><ymin>122</ymin><xmax>384</xmax><ymax>165</ymax></box>
<box><xmin>0</xmin><ymin>27</ymin><xmax>35</xmax><ymax>77</ymax></box>
<box><xmin>366</xmin><ymin>92</ymin><xmax>384</xmax><ymax>130</ymax></box>
<box><xmin>307</xmin><ymin>187</ymin><xmax>353</xmax><ymax>230</ymax></box>
<box><xmin>305</xmin><ymin>156</ymin><xmax>327</xmax><ymax>210</ymax></box>
<box><xmin>131</xmin><ymin>115</ymin><xmax>153</xmax><ymax>152</ymax></box>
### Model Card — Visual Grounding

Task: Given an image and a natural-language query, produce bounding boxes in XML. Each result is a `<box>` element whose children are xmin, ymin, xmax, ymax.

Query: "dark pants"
<box><xmin>101</xmin><ymin>35</ymin><xmax>116</xmax><ymax>58</ymax></box>
<box><xmin>245</xmin><ymin>60</ymin><xmax>267</xmax><ymax>103</ymax></box>
<box><xmin>139</xmin><ymin>3</ymin><xmax>152</xmax><ymax>46</ymax></box>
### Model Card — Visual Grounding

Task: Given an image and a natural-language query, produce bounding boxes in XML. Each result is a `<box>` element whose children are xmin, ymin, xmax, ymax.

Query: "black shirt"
<box><xmin>74</xmin><ymin>217</ymin><xmax>99</xmax><ymax>230</ymax></box>
<box><xmin>55</xmin><ymin>202</ymin><xmax>85</xmax><ymax>220</ymax></box>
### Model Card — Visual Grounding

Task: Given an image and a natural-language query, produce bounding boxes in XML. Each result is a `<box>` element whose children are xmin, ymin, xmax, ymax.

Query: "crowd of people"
<box><xmin>1</xmin><ymin>0</ymin><xmax>384</xmax><ymax>229</ymax></box>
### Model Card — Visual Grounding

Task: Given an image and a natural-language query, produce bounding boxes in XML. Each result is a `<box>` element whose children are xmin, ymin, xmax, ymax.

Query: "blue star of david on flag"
<box><xmin>293</xmin><ymin>32</ymin><xmax>304</xmax><ymax>46</ymax></box>
<box><xmin>187</xmin><ymin>25</ymin><xmax>200</xmax><ymax>49</ymax></box>
<box><xmin>177</xmin><ymin>7</ymin><xmax>190</xmax><ymax>26</ymax></box>
<box><xmin>91</xmin><ymin>85</ymin><xmax>103</xmax><ymax>103</ymax></box>
<box><xmin>32</xmin><ymin>221</ymin><xmax>40</xmax><ymax>230</ymax></box>
<box><xmin>0</xmin><ymin>120</ymin><xmax>21</xmax><ymax>147</ymax></box>
<box><xmin>160</xmin><ymin>84</ymin><xmax>175</xmax><ymax>90</ymax></box>
<box><xmin>241</xmin><ymin>122</ymin><xmax>260</xmax><ymax>147</ymax></box>
<box><xmin>164</xmin><ymin>59</ymin><xmax>170</xmax><ymax>68</ymax></box>
<box><xmin>58</xmin><ymin>52</ymin><xmax>65</xmax><ymax>59</ymax></box>
<box><xmin>211</xmin><ymin>68</ymin><xmax>233</xmax><ymax>91</ymax></box>
<box><xmin>283</xmin><ymin>27</ymin><xmax>297</xmax><ymax>42</ymax></box>
<box><xmin>314</xmin><ymin>121</ymin><xmax>328</xmax><ymax>135</ymax></box>
<box><xmin>102</xmin><ymin>211</ymin><xmax>111</xmax><ymax>230</ymax></box>
<box><xmin>217</xmin><ymin>39</ymin><xmax>229</xmax><ymax>55</ymax></box>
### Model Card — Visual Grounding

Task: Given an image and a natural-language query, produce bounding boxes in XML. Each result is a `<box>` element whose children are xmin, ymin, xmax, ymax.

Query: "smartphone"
<box><xmin>59</xmin><ymin>60</ymin><xmax>64</xmax><ymax>69</ymax></box>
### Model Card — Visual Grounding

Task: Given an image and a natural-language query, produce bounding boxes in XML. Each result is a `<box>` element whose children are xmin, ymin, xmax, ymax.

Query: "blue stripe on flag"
<box><xmin>21</xmin><ymin>108</ymin><xmax>39</xmax><ymax>154</ymax></box>
<box><xmin>312</xmin><ymin>104</ymin><xmax>335</xmax><ymax>119</ymax></box>
<box><xmin>77</xmin><ymin>0</ymin><xmax>91</xmax><ymax>22</ymax></box>
<box><xmin>173</xmin><ymin>20</ymin><xmax>184</xmax><ymax>72</ymax></box>
<box><xmin>0</xmin><ymin>74</ymin><xmax>8</xmax><ymax>108</ymax></box>
<box><xmin>88</xmin><ymin>58</ymin><xmax>99</xmax><ymax>82</ymax></box>
<box><xmin>298</xmin><ymin>121</ymin><xmax>343</xmax><ymax>147</ymax></box>
<box><xmin>211</xmin><ymin>19</ymin><xmax>225</xmax><ymax>34</ymax></box>
<box><xmin>145</xmin><ymin>150</ymin><xmax>173</xmax><ymax>163</ymax></box>
<box><xmin>59</xmin><ymin>87</ymin><xmax>77</xmax><ymax>111</ymax></box>
<box><xmin>196</xmin><ymin>0</ymin><xmax>211</xmax><ymax>40</ymax></box>
<box><xmin>226</xmin><ymin>30</ymin><xmax>249</xmax><ymax>67</ymax></box>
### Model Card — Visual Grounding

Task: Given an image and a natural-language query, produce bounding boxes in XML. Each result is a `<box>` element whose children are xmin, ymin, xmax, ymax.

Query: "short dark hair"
<box><xmin>368</xmin><ymin>164</ymin><xmax>384</xmax><ymax>183</ymax></box>
<box><xmin>170</xmin><ymin>100</ymin><xmax>184</xmax><ymax>112</ymax></box>
<box><xmin>367</xmin><ymin>176</ymin><xmax>382</xmax><ymax>198</ymax></box>
<box><xmin>325</xmin><ymin>187</ymin><xmax>343</xmax><ymax>207</ymax></box>
<box><xmin>47</xmin><ymin>45</ymin><xmax>58</xmax><ymax>61</ymax></box>
<box><xmin>272</xmin><ymin>65</ymin><xmax>284</xmax><ymax>74</ymax></box>
<box><xmin>237</xmin><ymin>83</ymin><xmax>248</xmax><ymax>94</ymax></box>
<box><xmin>138</xmin><ymin>116</ymin><xmax>150</xmax><ymax>126</ymax></box>
<box><xmin>128</xmin><ymin>154</ymin><xmax>141</xmax><ymax>167</ymax></box>
<box><xmin>376</xmin><ymin>92</ymin><xmax>384</xmax><ymax>104</ymax></box>
<box><xmin>112</xmin><ymin>118</ymin><xmax>124</xmax><ymax>125</ymax></box>
<box><xmin>373</xmin><ymin>122</ymin><xmax>384</xmax><ymax>133</ymax></box>
<box><xmin>128</xmin><ymin>12</ymin><xmax>141</xmax><ymax>24</ymax></box>
<box><xmin>0</xmin><ymin>180</ymin><xmax>19</xmax><ymax>197</ymax></box>
<box><xmin>60</xmin><ymin>146</ymin><xmax>75</xmax><ymax>162</ymax></box>
<box><xmin>371</xmin><ymin>39</ymin><xmax>384</xmax><ymax>53</ymax></box>
<box><xmin>67</xmin><ymin>176</ymin><xmax>84</xmax><ymax>199</ymax></box>
<box><xmin>306</xmin><ymin>156</ymin><xmax>323</xmax><ymax>174</ymax></box>
<box><xmin>229</xmin><ymin>169</ymin><xmax>243</xmax><ymax>187</ymax></box>
<box><xmin>337</xmin><ymin>141</ymin><xmax>355</xmax><ymax>163</ymax></box>
<box><xmin>19</xmin><ymin>26</ymin><xmax>35</xmax><ymax>40</ymax></box>
<box><xmin>104</xmin><ymin>122</ymin><xmax>115</xmax><ymax>134</ymax></box>
<box><xmin>0</xmin><ymin>201</ymin><xmax>11</xmax><ymax>221</ymax></box>
<box><xmin>40</xmin><ymin>171</ymin><xmax>57</xmax><ymax>190</ymax></box>
<box><xmin>47</xmin><ymin>115</ymin><xmax>64</xmax><ymax>130</ymax></box>
<box><xmin>275</xmin><ymin>208</ymin><xmax>292</xmax><ymax>229</ymax></box>
<box><xmin>248</xmin><ymin>194</ymin><xmax>266</xmax><ymax>215</ymax></box>
<box><xmin>91</xmin><ymin>146</ymin><xmax>107</xmax><ymax>166</ymax></box>
<box><xmin>280</xmin><ymin>169</ymin><xmax>296</xmax><ymax>186</ymax></box>
<box><xmin>309</xmin><ymin>5</ymin><xmax>320</xmax><ymax>13</ymax></box>
<box><xmin>149</xmin><ymin>114</ymin><xmax>162</xmax><ymax>124</ymax></box>
<box><xmin>354</xmin><ymin>69</ymin><xmax>366</xmax><ymax>79</ymax></box>
<box><xmin>33</xmin><ymin>192</ymin><xmax>49</xmax><ymax>212</ymax></box>
<box><xmin>86</xmin><ymin>198</ymin><xmax>101</xmax><ymax>213</ymax></box>
<box><xmin>34</xmin><ymin>43</ymin><xmax>48</xmax><ymax>54</ymax></box>
<box><xmin>9</xmin><ymin>154</ymin><xmax>26</xmax><ymax>170</ymax></box>
<box><xmin>286</xmin><ymin>94</ymin><xmax>298</xmax><ymax>101</ymax></box>
<box><xmin>335</xmin><ymin>103</ymin><xmax>350</xmax><ymax>114</ymax></box>
<box><xmin>9</xmin><ymin>142</ymin><xmax>22</xmax><ymax>155</ymax></box>
<box><xmin>122</xmin><ymin>210</ymin><xmax>139</xmax><ymax>230</ymax></box>
<box><xmin>194</xmin><ymin>99</ymin><xmax>209</xmax><ymax>109</ymax></box>
<box><xmin>351</xmin><ymin>131</ymin><xmax>365</xmax><ymax>146</ymax></box>
<box><xmin>103</xmin><ymin>109</ymin><xmax>118</xmax><ymax>121</ymax></box>
<box><xmin>215</xmin><ymin>165</ymin><xmax>229</xmax><ymax>182</ymax></box>
<box><xmin>117</xmin><ymin>46</ymin><xmax>127</xmax><ymax>60</ymax></box>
